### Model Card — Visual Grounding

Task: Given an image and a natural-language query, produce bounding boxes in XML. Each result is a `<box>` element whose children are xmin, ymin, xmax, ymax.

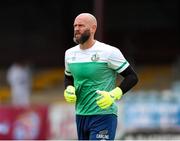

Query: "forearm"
<box><xmin>64</xmin><ymin>74</ymin><xmax>74</xmax><ymax>88</ymax></box>
<box><xmin>119</xmin><ymin>66</ymin><xmax>138</xmax><ymax>94</ymax></box>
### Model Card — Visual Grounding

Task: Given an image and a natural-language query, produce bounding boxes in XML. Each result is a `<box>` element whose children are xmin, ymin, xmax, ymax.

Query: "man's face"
<box><xmin>73</xmin><ymin>16</ymin><xmax>92</xmax><ymax>44</ymax></box>
<box><xmin>73</xmin><ymin>28</ymin><xmax>91</xmax><ymax>44</ymax></box>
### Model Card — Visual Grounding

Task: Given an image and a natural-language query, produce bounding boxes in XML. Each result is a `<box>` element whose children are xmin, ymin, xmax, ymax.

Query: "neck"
<box><xmin>80</xmin><ymin>39</ymin><xmax>96</xmax><ymax>50</ymax></box>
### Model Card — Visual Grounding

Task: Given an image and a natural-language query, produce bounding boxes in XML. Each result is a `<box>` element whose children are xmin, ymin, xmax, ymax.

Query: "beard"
<box><xmin>73</xmin><ymin>29</ymin><xmax>90</xmax><ymax>44</ymax></box>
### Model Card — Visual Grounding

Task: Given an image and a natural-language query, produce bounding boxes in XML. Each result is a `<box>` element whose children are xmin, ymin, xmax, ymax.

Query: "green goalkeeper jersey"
<box><xmin>65</xmin><ymin>41</ymin><xmax>129</xmax><ymax>115</ymax></box>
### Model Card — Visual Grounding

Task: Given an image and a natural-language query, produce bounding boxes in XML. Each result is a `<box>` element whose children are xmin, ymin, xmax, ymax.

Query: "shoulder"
<box><xmin>65</xmin><ymin>45</ymin><xmax>79</xmax><ymax>55</ymax></box>
<box><xmin>96</xmin><ymin>41</ymin><xmax>121</xmax><ymax>54</ymax></box>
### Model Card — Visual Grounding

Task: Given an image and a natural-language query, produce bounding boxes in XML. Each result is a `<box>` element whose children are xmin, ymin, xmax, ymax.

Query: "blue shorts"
<box><xmin>76</xmin><ymin>114</ymin><xmax>117</xmax><ymax>140</ymax></box>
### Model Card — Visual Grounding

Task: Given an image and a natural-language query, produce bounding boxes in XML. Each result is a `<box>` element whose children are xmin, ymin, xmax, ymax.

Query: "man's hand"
<box><xmin>64</xmin><ymin>85</ymin><xmax>76</xmax><ymax>103</ymax></box>
<box><xmin>96</xmin><ymin>87</ymin><xmax>123</xmax><ymax>109</ymax></box>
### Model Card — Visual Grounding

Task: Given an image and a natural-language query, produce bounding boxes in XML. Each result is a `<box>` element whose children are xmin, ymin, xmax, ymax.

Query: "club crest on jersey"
<box><xmin>91</xmin><ymin>53</ymin><xmax>100</xmax><ymax>61</ymax></box>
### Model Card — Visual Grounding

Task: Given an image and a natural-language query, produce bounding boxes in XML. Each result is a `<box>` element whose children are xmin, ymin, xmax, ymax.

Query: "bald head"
<box><xmin>75</xmin><ymin>13</ymin><xmax>97</xmax><ymax>27</ymax></box>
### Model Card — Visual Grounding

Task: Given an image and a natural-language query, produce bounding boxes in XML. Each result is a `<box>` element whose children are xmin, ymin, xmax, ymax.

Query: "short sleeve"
<box><xmin>108</xmin><ymin>47</ymin><xmax>129</xmax><ymax>73</ymax></box>
<box><xmin>64</xmin><ymin>50</ymin><xmax>72</xmax><ymax>76</ymax></box>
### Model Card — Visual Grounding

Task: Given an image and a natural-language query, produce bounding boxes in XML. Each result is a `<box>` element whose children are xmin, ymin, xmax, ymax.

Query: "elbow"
<box><xmin>133</xmin><ymin>74</ymin><xmax>139</xmax><ymax>86</ymax></box>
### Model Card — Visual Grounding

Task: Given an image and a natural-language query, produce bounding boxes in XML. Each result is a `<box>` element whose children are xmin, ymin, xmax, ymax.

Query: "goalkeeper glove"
<box><xmin>96</xmin><ymin>87</ymin><xmax>123</xmax><ymax>109</ymax></box>
<box><xmin>64</xmin><ymin>85</ymin><xmax>76</xmax><ymax>103</ymax></box>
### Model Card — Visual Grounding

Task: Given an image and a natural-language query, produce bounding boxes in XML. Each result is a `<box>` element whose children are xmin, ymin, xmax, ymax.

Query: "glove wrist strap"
<box><xmin>110</xmin><ymin>87</ymin><xmax>123</xmax><ymax>100</ymax></box>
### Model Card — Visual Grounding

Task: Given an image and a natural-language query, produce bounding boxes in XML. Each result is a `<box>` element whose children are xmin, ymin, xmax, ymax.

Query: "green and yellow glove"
<box><xmin>96</xmin><ymin>87</ymin><xmax>123</xmax><ymax>109</ymax></box>
<box><xmin>64</xmin><ymin>85</ymin><xmax>76</xmax><ymax>103</ymax></box>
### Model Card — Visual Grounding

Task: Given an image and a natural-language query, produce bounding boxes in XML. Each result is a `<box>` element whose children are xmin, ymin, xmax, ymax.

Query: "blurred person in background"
<box><xmin>64</xmin><ymin>13</ymin><xmax>138</xmax><ymax>140</ymax></box>
<box><xmin>7</xmin><ymin>58</ymin><xmax>32</xmax><ymax>107</ymax></box>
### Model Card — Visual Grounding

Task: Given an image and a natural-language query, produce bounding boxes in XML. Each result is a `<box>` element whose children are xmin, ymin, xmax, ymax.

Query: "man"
<box><xmin>7</xmin><ymin>59</ymin><xmax>32</xmax><ymax>107</ymax></box>
<box><xmin>64</xmin><ymin>13</ymin><xmax>138</xmax><ymax>140</ymax></box>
